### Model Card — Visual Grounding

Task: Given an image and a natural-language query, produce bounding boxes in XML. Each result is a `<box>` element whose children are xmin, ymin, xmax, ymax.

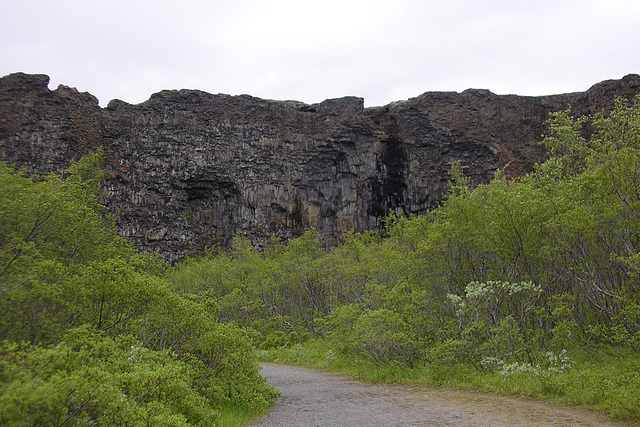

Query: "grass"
<box><xmin>217</xmin><ymin>405</ymin><xmax>267</xmax><ymax>427</ymax></box>
<box><xmin>259</xmin><ymin>340</ymin><xmax>640</xmax><ymax>424</ymax></box>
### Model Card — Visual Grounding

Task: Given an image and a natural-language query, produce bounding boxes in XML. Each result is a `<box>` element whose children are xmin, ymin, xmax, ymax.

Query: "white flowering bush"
<box><xmin>443</xmin><ymin>280</ymin><xmax>551</xmax><ymax>367</ymax></box>
<box><xmin>481</xmin><ymin>349</ymin><xmax>574</xmax><ymax>376</ymax></box>
<box><xmin>447</xmin><ymin>280</ymin><xmax>543</xmax><ymax>328</ymax></box>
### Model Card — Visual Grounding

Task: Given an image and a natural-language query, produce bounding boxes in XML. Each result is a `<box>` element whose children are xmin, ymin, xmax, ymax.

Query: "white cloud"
<box><xmin>1</xmin><ymin>0</ymin><xmax>639</xmax><ymax>107</ymax></box>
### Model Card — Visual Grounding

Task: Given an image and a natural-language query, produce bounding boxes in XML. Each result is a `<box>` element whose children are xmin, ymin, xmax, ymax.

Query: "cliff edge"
<box><xmin>1</xmin><ymin>73</ymin><xmax>639</xmax><ymax>261</ymax></box>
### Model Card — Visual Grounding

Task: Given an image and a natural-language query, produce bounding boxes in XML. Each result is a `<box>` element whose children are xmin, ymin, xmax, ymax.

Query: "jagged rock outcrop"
<box><xmin>1</xmin><ymin>72</ymin><xmax>639</xmax><ymax>262</ymax></box>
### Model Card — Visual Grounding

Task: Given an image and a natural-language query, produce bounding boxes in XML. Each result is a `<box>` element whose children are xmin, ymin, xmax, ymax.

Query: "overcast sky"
<box><xmin>1</xmin><ymin>0</ymin><xmax>639</xmax><ymax>107</ymax></box>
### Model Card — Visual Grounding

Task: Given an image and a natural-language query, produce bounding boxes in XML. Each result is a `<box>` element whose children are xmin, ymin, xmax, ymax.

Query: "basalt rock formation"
<box><xmin>1</xmin><ymin>72</ymin><xmax>639</xmax><ymax>262</ymax></box>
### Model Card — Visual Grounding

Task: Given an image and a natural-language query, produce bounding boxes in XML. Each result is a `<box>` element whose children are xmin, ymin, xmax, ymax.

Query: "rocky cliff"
<box><xmin>1</xmin><ymin>73</ymin><xmax>639</xmax><ymax>262</ymax></box>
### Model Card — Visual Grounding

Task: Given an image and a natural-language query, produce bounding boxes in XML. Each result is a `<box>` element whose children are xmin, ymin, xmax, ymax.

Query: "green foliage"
<box><xmin>0</xmin><ymin>328</ymin><xmax>219</xmax><ymax>426</ymax></box>
<box><xmin>188</xmin><ymin>323</ymin><xmax>279</xmax><ymax>411</ymax></box>
<box><xmin>319</xmin><ymin>305</ymin><xmax>422</xmax><ymax>367</ymax></box>
<box><xmin>0</xmin><ymin>152</ymin><xmax>152</xmax><ymax>344</ymax></box>
<box><xmin>166</xmin><ymin>229</ymin><xmax>331</xmax><ymax>344</ymax></box>
<box><xmin>166</xmin><ymin>94</ymin><xmax>640</xmax><ymax>422</ymax></box>
<box><xmin>0</xmin><ymin>154</ymin><xmax>278</xmax><ymax>425</ymax></box>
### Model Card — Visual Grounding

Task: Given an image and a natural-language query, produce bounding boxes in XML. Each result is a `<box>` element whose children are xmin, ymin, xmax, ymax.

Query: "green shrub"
<box><xmin>0</xmin><ymin>328</ymin><xmax>219</xmax><ymax>426</ymax></box>
<box><xmin>320</xmin><ymin>305</ymin><xmax>422</xmax><ymax>367</ymax></box>
<box><xmin>0</xmin><ymin>154</ymin><xmax>279</xmax><ymax>424</ymax></box>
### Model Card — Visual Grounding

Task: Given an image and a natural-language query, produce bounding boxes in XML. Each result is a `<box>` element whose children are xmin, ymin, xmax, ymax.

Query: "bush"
<box><xmin>0</xmin><ymin>328</ymin><xmax>219</xmax><ymax>426</ymax></box>
<box><xmin>321</xmin><ymin>305</ymin><xmax>422</xmax><ymax>367</ymax></box>
<box><xmin>0</xmin><ymin>154</ymin><xmax>279</xmax><ymax>424</ymax></box>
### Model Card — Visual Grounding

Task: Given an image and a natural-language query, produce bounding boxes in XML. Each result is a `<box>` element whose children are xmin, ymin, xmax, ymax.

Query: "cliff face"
<box><xmin>2</xmin><ymin>73</ymin><xmax>639</xmax><ymax>261</ymax></box>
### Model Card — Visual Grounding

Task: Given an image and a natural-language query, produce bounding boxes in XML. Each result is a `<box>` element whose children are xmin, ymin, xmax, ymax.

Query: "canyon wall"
<box><xmin>1</xmin><ymin>72</ymin><xmax>639</xmax><ymax>261</ymax></box>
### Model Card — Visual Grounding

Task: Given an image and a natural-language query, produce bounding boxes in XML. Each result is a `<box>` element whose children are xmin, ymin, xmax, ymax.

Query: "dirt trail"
<box><xmin>251</xmin><ymin>363</ymin><xmax>634</xmax><ymax>427</ymax></box>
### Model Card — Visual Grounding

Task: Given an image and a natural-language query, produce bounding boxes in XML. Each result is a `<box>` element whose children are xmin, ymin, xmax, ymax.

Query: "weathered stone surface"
<box><xmin>1</xmin><ymin>72</ymin><xmax>639</xmax><ymax>262</ymax></box>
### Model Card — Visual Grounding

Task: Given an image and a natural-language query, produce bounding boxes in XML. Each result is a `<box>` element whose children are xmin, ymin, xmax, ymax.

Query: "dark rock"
<box><xmin>2</xmin><ymin>72</ymin><xmax>639</xmax><ymax>262</ymax></box>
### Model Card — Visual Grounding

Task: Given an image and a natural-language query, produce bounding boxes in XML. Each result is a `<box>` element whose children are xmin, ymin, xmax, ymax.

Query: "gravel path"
<box><xmin>251</xmin><ymin>363</ymin><xmax>633</xmax><ymax>427</ymax></box>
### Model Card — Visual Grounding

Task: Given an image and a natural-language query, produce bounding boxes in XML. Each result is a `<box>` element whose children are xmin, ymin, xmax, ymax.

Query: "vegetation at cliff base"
<box><xmin>4</xmin><ymin>95</ymin><xmax>640</xmax><ymax>425</ymax></box>
<box><xmin>166</xmin><ymin>95</ymin><xmax>640</xmax><ymax>422</ymax></box>
<box><xmin>0</xmin><ymin>152</ymin><xmax>278</xmax><ymax>426</ymax></box>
